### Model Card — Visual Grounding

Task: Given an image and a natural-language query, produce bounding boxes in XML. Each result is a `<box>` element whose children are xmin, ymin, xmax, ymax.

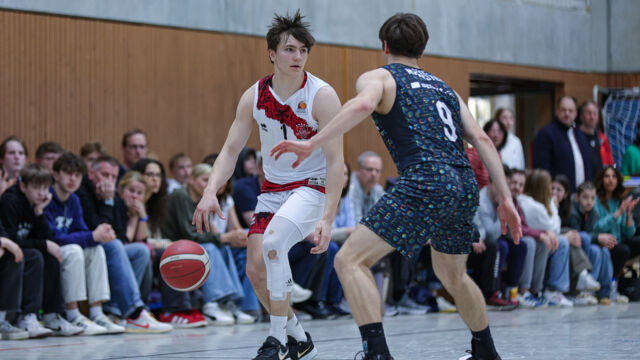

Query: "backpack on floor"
<box><xmin>619</xmin><ymin>268</ymin><xmax>640</xmax><ymax>301</ymax></box>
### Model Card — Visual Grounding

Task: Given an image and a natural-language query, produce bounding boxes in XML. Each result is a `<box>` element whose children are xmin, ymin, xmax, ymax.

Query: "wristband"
<box><xmin>139</xmin><ymin>216</ymin><xmax>149</xmax><ymax>223</ymax></box>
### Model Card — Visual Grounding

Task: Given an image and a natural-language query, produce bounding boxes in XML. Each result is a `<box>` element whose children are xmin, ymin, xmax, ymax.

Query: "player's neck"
<box><xmin>386</xmin><ymin>54</ymin><xmax>420</xmax><ymax>69</ymax></box>
<box><xmin>271</xmin><ymin>70</ymin><xmax>305</xmax><ymax>100</ymax></box>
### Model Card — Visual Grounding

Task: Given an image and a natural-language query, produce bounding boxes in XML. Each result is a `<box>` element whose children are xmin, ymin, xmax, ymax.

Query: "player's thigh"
<box><xmin>337</xmin><ymin>224</ymin><xmax>394</xmax><ymax>270</ymax></box>
<box><xmin>275</xmin><ymin>187</ymin><xmax>325</xmax><ymax>238</ymax></box>
<box><xmin>430</xmin><ymin>246</ymin><xmax>469</xmax><ymax>284</ymax></box>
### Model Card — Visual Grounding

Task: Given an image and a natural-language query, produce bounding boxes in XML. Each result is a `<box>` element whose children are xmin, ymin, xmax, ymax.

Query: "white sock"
<box><xmin>269</xmin><ymin>315</ymin><xmax>288</xmax><ymax>345</ymax></box>
<box><xmin>89</xmin><ymin>306</ymin><xmax>103</xmax><ymax>320</ymax></box>
<box><xmin>66</xmin><ymin>308</ymin><xmax>80</xmax><ymax>321</ymax></box>
<box><xmin>286</xmin><ymin>314</ymin><xmax>307</xmax><ymax>342</ymax></box>
<box><xmin>0</xmin><ymin>311</ymin><xmax>6</xmax><ymax>321</ymax></box>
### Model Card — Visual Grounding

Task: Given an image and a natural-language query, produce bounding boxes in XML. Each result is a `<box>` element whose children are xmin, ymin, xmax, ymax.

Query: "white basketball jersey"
<box><xmin>253</xmin><ymin>72</ymin><xmax>328</xmax><ymax>184</ymax></box>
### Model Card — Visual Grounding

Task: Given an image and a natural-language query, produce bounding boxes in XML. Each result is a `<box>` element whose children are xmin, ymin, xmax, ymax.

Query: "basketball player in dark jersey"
<box><xmin>271</xmin><ymin>13</ymin><xmax>522</xmax><ymax>360</ymax></box>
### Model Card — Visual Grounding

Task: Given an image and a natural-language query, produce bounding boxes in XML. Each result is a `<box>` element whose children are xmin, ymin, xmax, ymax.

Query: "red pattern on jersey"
<box><xmin>256</xmin><ymin>73</ymin><xmax>316</xmax><ymax>140</ymax></box>
<box><xmin>248</xmin><ymin>212</ymin><xmax>275</xmax><ymax>235</ymax></box>
<box><xmin>261</xmin><ymin>178</ymin><xmax>325</xmax><ymax>194</ymax></box>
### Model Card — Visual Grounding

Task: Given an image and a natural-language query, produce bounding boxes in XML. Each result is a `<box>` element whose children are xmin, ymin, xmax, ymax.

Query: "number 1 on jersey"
<box><xmin>436</xmin><ymin>101</ymin><xmax>457</xmax><ymax>142</ymax></box>
<box><xmin>280</xmin><ymin>124</ymin><xmax>288</xmax><ymax>140</ymax></box>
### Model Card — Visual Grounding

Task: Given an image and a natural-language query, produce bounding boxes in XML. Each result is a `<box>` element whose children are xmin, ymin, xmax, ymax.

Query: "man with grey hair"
<box><xmin>349</xmin><ymin>151</ymin><xmax>385</xmax><ymax>223</ymax></box>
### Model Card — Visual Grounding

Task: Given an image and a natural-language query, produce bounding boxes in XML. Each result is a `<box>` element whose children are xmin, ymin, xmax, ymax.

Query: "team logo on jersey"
<box><xmin>296</xmin><ymin>100</ymin><xmax>308</xmax><ymax>114</ymax></box>
<box><xmin>260</xmin><ymin>123</ymin><xmax>268</xmax><ymax>132</ymax></box>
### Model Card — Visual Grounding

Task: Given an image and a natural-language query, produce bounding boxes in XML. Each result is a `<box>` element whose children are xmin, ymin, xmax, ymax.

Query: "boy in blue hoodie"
<box><xmin>0</xmin><ymin>164</ymin><xmax>82</xmax><ymax>338</ymax></box>
<box><xmin>45</xmin><ymin>152</ymin><xmax>124</xmax><ymax>335</ymax></box>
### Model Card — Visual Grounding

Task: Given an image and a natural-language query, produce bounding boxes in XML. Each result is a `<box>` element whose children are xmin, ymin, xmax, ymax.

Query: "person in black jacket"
<box><xmin>75</xmin><ymin>155</ymin><xmax>170</xmax><ymax>333</ymax></box>
<box><xmin>0</xmin><ymin>164</ymin><xmax>83</xmax><ymax>338</ymax></box>
<box><xmin>0</xmin><ymin>221</ymin><xmax>29</xmax><ymax>340</ymax></box>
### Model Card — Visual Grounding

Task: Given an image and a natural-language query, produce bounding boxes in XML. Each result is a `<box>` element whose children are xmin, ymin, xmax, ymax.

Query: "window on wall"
<box><xmin>468</xmin><ymin>95</ymin><xmax>516</xmax><ymax>128</ymax></box>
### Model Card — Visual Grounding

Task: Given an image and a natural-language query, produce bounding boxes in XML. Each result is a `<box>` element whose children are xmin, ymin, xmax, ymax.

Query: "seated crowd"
<box><xmin>1</xmin><ymin>95</ymin><xmax>639</xmax><ymax>341</ymax></box>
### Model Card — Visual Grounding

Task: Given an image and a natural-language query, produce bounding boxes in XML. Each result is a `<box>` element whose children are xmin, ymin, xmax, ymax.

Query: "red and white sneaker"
<box><xmin>158</xmin><ymin>310</ymin><xmax>207</xmax><ymax>329</ymax></box>
<box><xmin>125</xmin><ymin>310</ymin><xmax>173</xmax><ymax>333</ymax></box>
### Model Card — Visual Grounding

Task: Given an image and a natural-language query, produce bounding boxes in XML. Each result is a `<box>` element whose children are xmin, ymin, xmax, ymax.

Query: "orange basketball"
<box><xmin>159</xmin><ymin>240</ymin><xmax>211</xmax><ymax>291</ymax></box>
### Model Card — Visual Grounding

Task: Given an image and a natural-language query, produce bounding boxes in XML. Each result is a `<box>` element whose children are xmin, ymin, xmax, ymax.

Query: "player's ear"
<box><xmin>383</xmin><ymin>40</ymin><xmax>390</xmax><ymax>55</ymax></box>
<box><xmin>268</xmin><ymin>49</ymin><xmax>276</xmax><ymax>64</ymax></box>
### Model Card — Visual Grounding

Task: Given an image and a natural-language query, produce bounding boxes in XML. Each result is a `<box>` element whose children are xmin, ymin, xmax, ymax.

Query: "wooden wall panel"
<box><xmin>0</xmin><ymin>10</ymin><xmax>638</xmax><ymax>183</ymax></box>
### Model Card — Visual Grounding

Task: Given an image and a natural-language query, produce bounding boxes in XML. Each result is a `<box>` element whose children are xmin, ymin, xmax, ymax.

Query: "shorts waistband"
<box><xmin>261</xmin><ymin>178</ymin><xmax>326</xmax><ymax>194</ymax></box>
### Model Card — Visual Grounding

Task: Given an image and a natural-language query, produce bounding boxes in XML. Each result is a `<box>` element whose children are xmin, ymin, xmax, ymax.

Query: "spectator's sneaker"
<box><xmin>294</xmin><ymin>301</ymin><xmax>332</xmax><ymax>320</ymax></box>
<box><xmin>610</xmin><ymin>279</ymin><xmax>629</xmax><ymax>304</ymax></box>
<box><xmin>253</xmin><ymin>336</ymin><xmax>289</xmax><ymax>360</ymax></box>
<box><xmin>291</xmin><ymin>282</ymin><xmax>313</xmax><ymax>304</ymax></box>
<box><xmin>354</xmin><ymin>351</ymin><xmax>395</xmax><ymax>359</ymax></box>
<box><xmin>517</xmin><ymin>292</ymin><xmax>547</xmax><ymax>309</ymax></box>
<box><xmin>395</xmin><ymin>294</ymin><xmax>428</xmax><ymax>315</ymax></box>
<box><xmin>233</xmin><ymin>309</ymin><xmax>257</xmax><ymax>325</ymax></box>
<box><xmin>158</xmin><ymin>311</ymin><xmax>207</xmax><ymax>328</ymax></box>
<box><xmin>17</xmin><ymin>314</ymin><xmax>53</xmax><ymax>338</ymax></box>
<box><xmin>48</xmin><ymin>314</ymin><xmax>84</xmax><ymax>336</ymax></box>
<box><xmin>576</xmin><ymin>269</ymin><xmax>600</xmax><ymax>292</ymax></box>
<box><xmin>125</xmin><ymin>310</ymin><xmax>173</xmax><ymax>333</ymax></box>
<box><xmin>599</xmin><ymin>297</ymin><xmax>611</xmax><ymax>305</ymax></box>
<box><xmin>287</xmin><ymin>332</ymin><xmax>317</xmax><ymax>360</ymax></box>
<box><xmin>544</xmin><ymin>290</ymin><xmax>573</xmax><ymax>307</ymax></box>
<box><xmin>616</xmin><ymin>294</ymin><xmax>630</xmax><ymax>304</ymax></box>
<box><xmin>573</xmin><ymin>292</ymin><xmax>598</xmax><ymax>306</ymax></box>
<box><xmin>436</xmin><ymin>296</ymin><xmax>457</xmax><ymax>313</ymax></box>
<box><xmin>486</xmin><ymin>292</ymin><xmax>517</xmax><ymax>311</ymax></box>
<box><xmin>0</xmin><ymin>320</ymin><xmax>29</xmax><ymax>340</ymax></box>
<box><xmin>91</xmin><ymin>313</ymin><xmax>125</xmax><ymax>334</ymax></box>
<box><xmin>67</xmin><ymin>314</ymin><xmax>106</xmax><ymax>336</ymax></box>
<box><xmin>326</xmin><ymin>302</ymin><xmax>350</xmax><ymax>317</ymax></box>
<box><xmin>202</xmin><ymin>302</ymin><xmax>234</xmax><ymax>326</ymax></box>
<box><xmin>383</xmin><ymin>304</ymin><xmax>399</xmax><ymax>317</ymax></box>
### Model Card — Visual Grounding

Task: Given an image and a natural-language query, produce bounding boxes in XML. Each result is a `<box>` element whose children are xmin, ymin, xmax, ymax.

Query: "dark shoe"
<box><xmin>458</xmin><ymin>338</ymin><xmax>502</xmax><ymax>360</ymax></box>
<box><xmin>353</xmin><ymin>350</ymin><xmax>394</xmax><ymax>360</ymax></box>
<box><xmin>327</xmin><ymin>302</ymin><xmax>350</xmax><ymax>317</ymax></box>
<box><xmin>253</xmin><ymin>336</ymin><xmax>289</xmax><ymax>360</ymax></box>
<box><xmin>287</xmin><ymin>332</ymin><xmax>317</xmax><ymax>360</ymax></box>
<box><xmin>458</xmin><ymin>350</ymin><xmax>502</xmax><ymax>360</ymax></box>
<box><xmin>293</xmin><ymin>301</ymin><xmax>331</xmax><ymax>320</ymax></box>
<box><xmin>486</xmin><ymin>292</ymin><xmax>517</xmax><ymax>311</ymax></box>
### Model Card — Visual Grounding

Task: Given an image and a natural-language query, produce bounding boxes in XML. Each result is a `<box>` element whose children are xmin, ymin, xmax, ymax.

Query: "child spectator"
<box><xmin>44</xmin><ymin>152</ymin><xmax>124</xmax><ymax>335</ymax></box>
<box><xmin>0</xmin><ymin>164</ymin><xmax>83</xmax><ymax>337</ymax></box>
<box><xmin>35</xmin><ymin>141</ymin><xmax>65</xmax><ymax>173</ymax></box>
<box><xmin>569</xmin><ymin>182</ymin><xmax>615</xmax><ymax>304</ymax></box>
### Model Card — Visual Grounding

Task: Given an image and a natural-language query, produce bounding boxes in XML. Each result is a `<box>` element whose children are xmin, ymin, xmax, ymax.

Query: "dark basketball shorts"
<box><xmin>361</xmin><ymin>162</ymin><xmax>479</xmax><ymax>258</ymax></box>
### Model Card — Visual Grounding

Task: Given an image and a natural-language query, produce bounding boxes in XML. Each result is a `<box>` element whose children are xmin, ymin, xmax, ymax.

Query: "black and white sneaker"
<box><xmin>353</xmin><ymin>351</ymin><xmax>394</xmax><ymax>360</ymax></box>
<box><xmin>253</xmin><ymin>336</ymin><xmax>289</xmax><ymax>360</ymax></box>
<box><xmin>287</xmin><ymin>332</ymin><xmax>317</xmax><ymax>360</ymax></box>
<box><xmin>458</xmin><ymin>351</ymin><xmax>502</xmax><ymax>360</ymax></box>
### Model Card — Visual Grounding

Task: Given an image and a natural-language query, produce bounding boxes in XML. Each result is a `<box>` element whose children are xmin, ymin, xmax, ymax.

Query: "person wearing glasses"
<box><xmin>119</xmin><ymin>129</ymin><xmax>149</xmax><ymax>181</ymax></box>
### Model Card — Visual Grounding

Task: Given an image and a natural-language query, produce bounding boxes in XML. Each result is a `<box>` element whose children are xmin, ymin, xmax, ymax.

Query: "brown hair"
<box><xmin>169</xmin><ymin>152</ymin><xmax>191</xmax><ymax>171</ymax></box>
<box><xmin>19</xmin><ymin>163</ymin><xmax>52</xmax><ymax>186</ymax></box>
<box><xmin>0</xmin><ymin>136</ymin><xmax>28</xmax><ymax>158</ymax></box>
<box><xmin>576</xmin><ymin>181</ymin><xmax>595</xmax><ymax>195</ymax></box>
<box><xmin>594</xmin><ymin>167</ymin><xmax>625</xmax><ymax>211</ymax></box>
<box><xmin>266</xmin><ymin>10</ymin><xmax>315</xmax><ymax>53</ymax></box>
<box><xmin>118</xmin><ymin>171</ymin><xmax>148</xmax><ymax>198</ymax></box>
<box><xmin>35</xmin><ymin>142</ymin><xmax>64</xmax><ymax>160</ymax></box>
<box><xmin>80</xmin><ymin>141</ymin><xmax>107</xmax><ymax>158</ymax></box>
<box><xmin>121</xmin><ymin>128</ymin><xmax>147</xmax><ymax>148</ymax></box>
<box><xmin>524</xmin><ymin>169</ymin><xmax>553</xmax><ymax>216</ymax></box>
<box><xmin>378</xmin><ymin>13</ymin><xmax>428</xmax><ymax>58</ymax></box>
<box><xmin>53</xmin><ymin>152</ymin><xmax>86</xmax><ymax>174</ymax></box>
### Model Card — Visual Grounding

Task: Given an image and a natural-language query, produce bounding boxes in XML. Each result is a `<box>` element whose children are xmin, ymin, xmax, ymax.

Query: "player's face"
<box><xmin>357</xmin><ymin>156</ymin><xmax>382</xmax><ymax>191</ymax></box>
<box><xmin>172</xmin><ymin>157</ymin><xmax>192</xmax><ymax>185</ymax></box>
<box><xmin>580</xmin><ymin>103</ymin><xmax>599</xmax><ymax>131</ymax></box>
<box><xmin>2</xmin><ymin>140</ymin><xmax>26</xmax><ymax>175</ymax></box>
<box><xmin>498</xmin><ymin>110</ymin><xmax>514</xmax><ymax>132</ymax></box>
<box><xmin>551</xmin><ymin>181</ymin><xmax>566</xmax><ymax>205</ymax></box>
<box><xmin>143</xmin><ymin>162</ymin><xmax>162</xmax><ymax>195</ymax></box>
<box><xmin>578</xmin><ymin>189</ymin><xmax>596</xmax><ymax>212</ymax></box>
<box><xmin>486</xmin><ymin>122</ymin><xmax>504</xmax><ymax>148</ymax></box>
<box><xmin>556</xmin><ymin>98</ymin><xmax>577</xmax><ymax>127</ymax></box>
<box><xmin>54</xmin><ymin>170</ymin><xmax>83</xmax><ymax>194</ymax></box>
<box><xmin>269</xmin><ymin>35</ymin><xmax>308</xmax><ymax>75</ymax></box>
<box><xmin>509</xmin><ymin>173</ymin><xmax>525</xmax><ymax>198</ymax></box>
<box><xmin>123</xmin><ymin>134</ymin><xmax>148</xmax><ymax>167</ymax></box>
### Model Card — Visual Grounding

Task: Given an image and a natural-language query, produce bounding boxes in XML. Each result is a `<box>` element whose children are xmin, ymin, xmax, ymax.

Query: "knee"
<box><xmin>102</xmin><ymin>238</ymin><xmax>124</xmax><ymax>254</ymax></box>
<box><xmin>433</xmin><ymin>265</ymin><xmax>464</xmax><ymax>290</ymax></box>
<box><xmin>64</xmin><ymin>244</ymin><xmax>84</xmax><ymax>263</ymax></box>
<box><xmin>246</xmin><ymin>253</ymin><xmax>266</xmax><ymax>283</ymax></box>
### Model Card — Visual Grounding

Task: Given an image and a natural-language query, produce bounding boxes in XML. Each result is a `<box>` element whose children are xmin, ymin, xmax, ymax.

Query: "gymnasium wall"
<box><xmin>0</xmin><ymin>10</ymin><xmax>636</xmax><ymax>181</ymax></box>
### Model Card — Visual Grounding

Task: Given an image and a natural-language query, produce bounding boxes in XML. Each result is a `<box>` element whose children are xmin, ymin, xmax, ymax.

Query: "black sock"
<box><xmin>471</xmin><ymin>326</ymin><xmax>498</xmax><ymax>359</ymax></box>
<box><xmin>129</xmin><ymin>307</ymin><xmax>143</xmax><ymax>320</ymax></box>
<box><xmin>359</xmin><ymin>323</ymin><xmax>390</xmax><ymax>356</ymax></box>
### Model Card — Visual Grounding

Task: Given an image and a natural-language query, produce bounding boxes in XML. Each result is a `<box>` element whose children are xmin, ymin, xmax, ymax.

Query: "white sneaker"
<box><xmin>291</xmin><ymin>282</ymin><xmax>313</xmax><ymax>304</ymax></box>
<box><xmin>233</xmin><ymin>309</ymin><xmax>256</xmax><ymax>325</ymax></box>
<box><xmin>396</xmin><ymin>294</ymin><xmax>429</xmax><ymax>315</ymax></box>
<box><xmin>125</xmin><ymin>310</ymin><xmax>173</xmax><ymax>333</ymax></box>
<box><xmin>17</xmin><ymin>313</ymin><xmax>53</xmax><ymax>338</ymax></box>
<box><xmin>573</xmin><ymin>292</ymin><xmax>598</xmax><ymax>306</ymax></box>
<box><xmin>0</xmin><ymin>320</ymin><xmax>29</xmax><ymax>340</ymax></box>
<box><xmin>544</xmin><ymin>290</ymin><xmax>573</xmax><ymax>307</ymax></box>
<box><xmin>43</xmin><ymin>313</ymin><xmax>84</xmax><ymax>336</ymax></box>
<box><xmin>202</xmin><ymin>302</ymin><xmax>234</xmax><ymax>326</ymax></box>
<box><xmin>576</xmin><ymin>269</ymin><xmax>601</xmax><ymax>292</ymax></box>
<box><xmin>68</xmin><ymin>314</ymin><xmax>107</xmax><ymax>336</ymax></box>
<box><xmin>383</xmin><ymin>304</ymin><xmax>398</xmax><ymax>317</ymax></box>
<box><xmin>436</xmin><ymin>296</ymin><xmax>457</xmax><ymax>313</ymax></box>
<box><xmin>91</xmin><ymin>313</ymin><xmax>125</xmax><ymax>334</ymax></box>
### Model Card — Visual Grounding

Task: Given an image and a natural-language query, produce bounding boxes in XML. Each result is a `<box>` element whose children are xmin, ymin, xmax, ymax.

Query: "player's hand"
<box><xmin>270</xmin><ymin>140</ymin><xmax>314</xmax><ymax>168</ymax></box>
<box><xmin>1</xmin><ymin>237</ymin><xmax>23</xmax><ymax>263</ymax></box>
<box><xmin>472</xmin><ymin>242</ymin><xmax>486</xmax><ymax>254</ymax></box>
<box><xmin>192</xmin><ymin>190</ymin><xmax>224</xmax><ymax>234</ymax></box>
<box><xmin>46</xmin><ymin>240</ymin><xmax>62</xmax><ymax>262</ymax></box>
<box><xmin>597</xmin><ymin>233</ymin><xmax>617</xmax><ymax>249</ymax></box>
<box><xmin>310</xmin><ymin>219</ymin><xmax>332</xmax><ymax>254</ymax></box>
<box><xmin>497</xmin><ymin>197</ymin><xmax>521</xmax><ymax>244</ymax></box>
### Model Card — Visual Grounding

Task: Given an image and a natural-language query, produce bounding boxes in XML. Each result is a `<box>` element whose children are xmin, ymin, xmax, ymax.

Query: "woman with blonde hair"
<box><xmin>517</xmin><ymin>169</ymin><xmax>573</xmax><ymax>307</ymax></box>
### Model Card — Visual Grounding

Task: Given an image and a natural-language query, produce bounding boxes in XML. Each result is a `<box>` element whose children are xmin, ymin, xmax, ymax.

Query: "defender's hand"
<box><xmin>270</xmin><ymin>140</ymin><xmax>314</xmax><ymax>168</ymax></box>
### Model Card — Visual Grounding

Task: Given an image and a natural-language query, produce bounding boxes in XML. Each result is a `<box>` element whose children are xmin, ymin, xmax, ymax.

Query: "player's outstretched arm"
<box><xmin>458</xmin><ymin>92</ymin><xmax>522</xmax><ymax>243</ymax></box>
<box><xmin>270</xmin><ymin>69</ymin><xmax>386</xmax><ymax>165</ymax></box>
<box><xmin>193</xmin><ymin>86</ymin><xmax>255</xmax><ymax>234</ymax></box>
<box><xmin>310</xmin><ymin>86</ymin><xmax>344</xmax><ymax>254</ymax></box>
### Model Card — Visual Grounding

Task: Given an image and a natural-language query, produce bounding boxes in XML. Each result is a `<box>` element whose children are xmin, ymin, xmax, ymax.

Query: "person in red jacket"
<box><xmin>579</xmin><ymin>101</ymin><xmax>614</xmax><ymax>175</ymax></box>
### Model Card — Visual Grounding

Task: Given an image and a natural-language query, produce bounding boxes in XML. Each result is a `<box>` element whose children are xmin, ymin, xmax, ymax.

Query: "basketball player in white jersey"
<box><xmin>192</xmin><ymin>11</ymin><xmax>343</xmax><ymax>360</ymax></box>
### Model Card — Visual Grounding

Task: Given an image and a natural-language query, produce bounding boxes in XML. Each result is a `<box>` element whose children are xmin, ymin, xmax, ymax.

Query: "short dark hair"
<box><xmin>0</xmin><ymin>136</ymin><xmax>28</xmax><ymax>158</ymax></box>
<box><xmin>482</xmin><ymin>119</ymin><xmax>508</xmax><ymax>150</ymax></box>
<box><xmin>80</xmin><ymin>141</ymin><xmax>107</xmax><ymax>158</ymax></box>
<box><xmin>19</xmin><ymin>163</ymin><xmax>52</xmax><ymax>186</ymax></box>
<box><xmin>577</xmin><ymin>181</ymin><xmax>595</xmax><ymax>195</ymax></box>
<box><xmin>91</xmin><ymin>154</ymin><xmax>119</xmax><ymax>171</ymax></box>
<box><xmin>557</xmin><ymin>95</ymin><xmax>578</xmax><ymax>109</ymax></box>
<box><xmin>121</xmin><ymin>129</ymin><xmax>147</xmax><ymax>148</ymax></box>
<box><xmin>266</xmin><ymin>10</ymin><xmax>315</xmax><ymax>52</ymax></box>
<box><xmin>35</xmin><ymin>141</ymin><xmax>65</xmax><ymax>160</ymax></box>
<box><xmin>53</xmin><ymin>152</ymin><xmax>86</xmax><ymax>174</ymax></box>
<box><xmin>379</xmin><ymin>13</ymin><xmax>428</xmax><ymax>58</ymax></box>
<box><xmin>169</xmin><ymin>152</ymin><xmax>191</xmax><ymax>170</ymax></box>
<box><xmin>510</xmin><ymin>168</ymin><xmax>526</xmax><ymax>178</ymax></box>
<box><xmin>202</xmin><ymin>153</ymin><xmax>219</xmax><ymax>167</ymax></box>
